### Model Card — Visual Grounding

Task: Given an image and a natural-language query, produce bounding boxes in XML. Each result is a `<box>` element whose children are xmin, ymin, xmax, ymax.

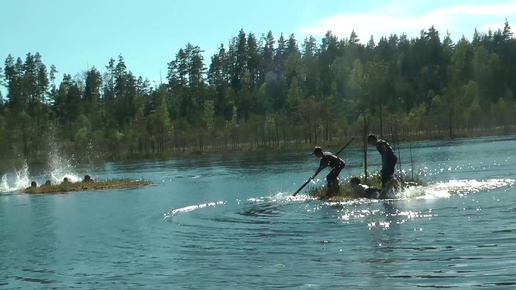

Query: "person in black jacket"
<box><xmin>368</xmin><ymin>134</ymin><xmax>398</xmax><ymax>188</ymax></box>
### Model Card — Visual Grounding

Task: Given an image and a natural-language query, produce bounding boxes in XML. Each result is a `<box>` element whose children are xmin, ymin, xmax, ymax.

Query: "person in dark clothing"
<box><xmin>368</xmin><ymin>134</ymin><xmax>398</xmax><ymax>188</ymax></box>
<box><xmin>349</xmin><ymin>177</ymin><xmax>383</xmax><ymax>199</ymax></box>
<box><xmin>83</xmin><ymin>175</ymin><xmax>94</xmax><ymax>182</ymax></box>
<box><xmin>311</xmin><ymin>146</ymin><xmax>346</xmax><ymax>196</ymax></box>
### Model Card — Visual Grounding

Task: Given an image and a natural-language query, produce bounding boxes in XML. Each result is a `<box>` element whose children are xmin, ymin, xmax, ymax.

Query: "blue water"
<box><xmin>1</xmin><ymin>135</ymin><xmax>515</xmax><ymax>289</ymax></box>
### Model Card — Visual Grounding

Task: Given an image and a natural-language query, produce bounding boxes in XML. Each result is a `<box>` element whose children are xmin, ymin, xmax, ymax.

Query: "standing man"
<box><xmin>311</xmin><ymin>146</ymin><xmax>346</xmax><ymax>196</ymax></box>
<box><xmin>368</xmin><ymin>134</ymin><xmax>398</xmax><ymax>188</ymax></box>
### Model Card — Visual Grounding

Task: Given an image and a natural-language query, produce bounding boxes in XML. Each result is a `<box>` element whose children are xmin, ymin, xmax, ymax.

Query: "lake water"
<box><xmin>1</xmin><ymin>135</ymin><xmax>515</xmax><ymax>289</ymax></box>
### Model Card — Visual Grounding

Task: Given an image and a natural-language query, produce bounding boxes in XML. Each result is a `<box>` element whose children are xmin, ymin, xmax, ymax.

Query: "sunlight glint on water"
<box><xmin>0</xmin><ymin>135</ymin><xmax>516</xmax><ymax>289</ymax></box>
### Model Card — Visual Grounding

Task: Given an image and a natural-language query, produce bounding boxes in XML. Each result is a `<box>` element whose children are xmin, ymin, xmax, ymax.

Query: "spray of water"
<box><xmin>47</xmin><ymin>142</ymin><xmax>81</xmax><ymax>184</ymax></box>
<box><xmin>389</xmin><ymin>178</ymin><xmax>515</xmax><ymax>200</ymax></box>
<box><xmin>0</xmin><ymin>139</ymin><xmax>82</xmax><ymax>193</ymax></box>
<box><xmin>0</xmin><ymin>160</ymin><xmax>31</xmax><ymax>192</ymax></box>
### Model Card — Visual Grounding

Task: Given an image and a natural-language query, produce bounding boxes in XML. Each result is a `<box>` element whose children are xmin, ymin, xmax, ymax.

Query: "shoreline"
<box><xmin>1</xmin><ymin>130</ymin><xmax>515</xmax><ymax>175</ymax></box>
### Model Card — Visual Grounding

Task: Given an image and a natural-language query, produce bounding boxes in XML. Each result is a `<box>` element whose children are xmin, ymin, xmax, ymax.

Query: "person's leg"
<box><xmin>382</xmin><ymin>155</ymin><xmax>397</xmax><ymax>188</ymax></box>
<box><xmin>326</xmin><ymin>169</ymin><xmax>340</xmax><ymax>196</ymax></box>
<box><xmin>381</xmin><ymin>168</ymin><xmax>389</xmax><ymax>188</ymax></box>
<box><xmin>365</xmin><ymin>187</ymin><xmax>381</xmax><ymax>199</ymax></box>
<box><xmin>387</xmin><ymin>155</ymin><xmax>397</xmax><ymax>178</ymax></box>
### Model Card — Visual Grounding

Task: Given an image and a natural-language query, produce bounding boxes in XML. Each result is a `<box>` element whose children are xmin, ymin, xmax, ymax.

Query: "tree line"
<box><xmin>1</xmin><ymin>22</ymin><xmax>516</xmax><ymax>170</ymax></box>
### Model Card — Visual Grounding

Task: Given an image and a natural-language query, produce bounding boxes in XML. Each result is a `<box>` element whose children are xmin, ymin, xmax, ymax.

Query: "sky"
<box><xmin>1</xmin><ymin>0</ymin><xmax>516</xmax><ymax>88</ymax></box>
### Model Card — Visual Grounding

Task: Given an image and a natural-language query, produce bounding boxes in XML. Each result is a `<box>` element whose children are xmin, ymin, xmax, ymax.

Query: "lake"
<box><xmin>1</xmin><ymin>135</ymin><xmax>515</xmax><ymax>289</ymax></box>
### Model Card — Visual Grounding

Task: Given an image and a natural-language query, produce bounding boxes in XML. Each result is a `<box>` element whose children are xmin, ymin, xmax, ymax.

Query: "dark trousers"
<box><xmin>324</xmin><ymin>162</ymin><xmax>344</xmax><ymax>196</ymax></box>
<box><xmin>365</xmin><ymin>187</ymin><xmax>382</xmax><ymax>199</ymax></box>
<box><xmin>381</xmin><ymin>155</ymin><xmax>398</xmax><ymax>188</ymax></box>
<box><xmin>326</xmin><ymin>163</ymin><xmax>344</xmax><ymax>184</ymax></box>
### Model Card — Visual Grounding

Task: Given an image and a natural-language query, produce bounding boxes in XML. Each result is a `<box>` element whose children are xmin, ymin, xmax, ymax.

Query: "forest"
<box><xmin>1</xmin><ymin>22</ymin><xmax>516</xmax><ymax>171</ymax></box>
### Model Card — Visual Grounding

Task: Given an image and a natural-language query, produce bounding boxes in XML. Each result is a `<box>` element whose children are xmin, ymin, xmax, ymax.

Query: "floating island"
<box><xmin>307</xmin><ymin>174</ymin><xmax>425</xmax><ymax>201</ymax></box>
<box><xmin>22</xmin><ymin>175</ymin><xmax>152</xmax><ymax>194</ymax></box>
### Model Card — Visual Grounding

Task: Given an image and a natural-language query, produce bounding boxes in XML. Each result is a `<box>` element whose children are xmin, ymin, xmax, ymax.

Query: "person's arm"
<box><xmin>311</xmin><ymin>165</ymin><xmax>325</xmax><ymax>179</ymax></box>
<box><xmin>311</xmin><ymin>156</ymin><xmax>328</xmax><ymax>179</ymax></box>
<box><xmin>339</xmin><ymin>157</ymin><xmax>346</xmax><ymax>167</ymax></box>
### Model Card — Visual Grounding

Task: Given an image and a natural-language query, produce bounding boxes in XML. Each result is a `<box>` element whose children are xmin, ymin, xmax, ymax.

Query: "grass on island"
<box><xmin>22</xmin><ymin>178</ymin><xmax>152</xmax><ymax>194</ymax></box>
<box><xmin>308</xmin><ymin>173</ymin><xmax>426</xmax><ymax>201</ymax></box>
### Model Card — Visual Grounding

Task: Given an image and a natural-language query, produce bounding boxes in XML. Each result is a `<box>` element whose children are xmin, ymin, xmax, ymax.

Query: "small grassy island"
<box><xmin>307</xmin><ymin>174</ymin><xmax>425</xmax><ymax>201</ymax></box>
<box><xmin>308</xmin><ymin>182</ymin><xmax>356</xmax><ymax>200</ymax></box>
<box><xmin>22</xmin><ymin>175</ymin><xmax>152</xmax><ymax>194</ymax></box>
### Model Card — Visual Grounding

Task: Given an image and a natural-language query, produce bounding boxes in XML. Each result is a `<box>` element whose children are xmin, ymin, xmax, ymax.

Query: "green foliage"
<box><xmin>1</xmin><ymin>24</ymin><xmax>516</xmax><ymax>167</ymax></box>
<box><xmin>308</xmin><ymin>181</ymin><xmax>354</xmax><ymax>199</ymax></box>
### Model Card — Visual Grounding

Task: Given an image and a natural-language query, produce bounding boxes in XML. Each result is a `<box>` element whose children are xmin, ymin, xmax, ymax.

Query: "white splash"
<box><xmin>0</xmin><ymin>175</ymin><xmax>8</xmax><ymax>192</ymax></box>
<box><xmin>0</xmin><ymin>146</ymin><xmax>83</xmax><ymax>193</ymax></box>
<box><xmin>428</xmin><ymin>178</ymin><xmax>514</xmax><ymax>194</ymax></box>
<box><xmin>390</xmin><ymin>178</ymin><xmax>514</xmax><ymax>200</ymax></box>
<box><xmin>250</xmin><ymin>192</ymin><xmax>317</xmax><ymax>203</ymax></box>
<box><xmin>164</xmin><ymin>201</ymin><xmax>226</xmax><ymax>220</ymax></box>
<box><xmin>47</xmin><ymin>143</ymin><xmax>81</xmax><ymax>184</ymax></box>
<box><xmin>0</xmin><ymin>161</ymin><xmax>30</xmax><ymax>192</ymax></box>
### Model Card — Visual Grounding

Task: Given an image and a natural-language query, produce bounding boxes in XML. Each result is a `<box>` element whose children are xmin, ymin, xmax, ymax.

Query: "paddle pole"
<box><xmin>292</xmin><ymin>137</ymin><xmax>355</xmax><ymax>196</ymax></box>
<box><xmin>292</xmin><ymin>174</ymin><xmax>318</xmax><ymax>197</ymax></box>
<box><xmin>335</xmin><ymin>137</ymin><xmax>355</xmax><ymax>156</ymax></box>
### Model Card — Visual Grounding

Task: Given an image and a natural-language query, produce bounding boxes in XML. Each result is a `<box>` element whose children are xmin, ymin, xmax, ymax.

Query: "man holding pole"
<box><xmin>292</xmin><ymin>137</ymin><xmax>354</xmax><ymax>197</ymax></box>
<box><xmin>310</xmin><ymin>146</ymin><xmax>346</xmax><ymax>197</ymax></box>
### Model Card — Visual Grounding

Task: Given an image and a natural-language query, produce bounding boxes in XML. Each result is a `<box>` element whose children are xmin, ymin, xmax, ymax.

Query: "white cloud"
<box><xmin>433</xmin><ymin>3</ymin><xmax>516</xmax><ymax>16</ymax></box>
<box><xmin>479</xmin><ymin>22</ymin><xmax>506</xmax><ymax>32</ymax></box>
<box><xmin>299</xmin><ymin>2</ymin><xmax>516</xmax><ymax>43</ymax></box>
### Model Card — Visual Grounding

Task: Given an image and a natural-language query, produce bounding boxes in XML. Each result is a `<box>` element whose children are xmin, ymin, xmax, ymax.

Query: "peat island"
<box><xmin>22</xmin><ymin>175</ymin><xmax>152</xmax><ymax>194</ymax></box>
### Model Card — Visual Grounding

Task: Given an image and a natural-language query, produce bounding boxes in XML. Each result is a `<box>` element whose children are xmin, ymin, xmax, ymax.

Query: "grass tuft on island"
<box><xmin>22</xmin><ymin>178</ymin><xmax>152</xmax><ymax>194</ymax></box>
<box><xmin>308</xmin><ymin>173</ymin><xmax>426</xmax><ymax>201</ymax></box>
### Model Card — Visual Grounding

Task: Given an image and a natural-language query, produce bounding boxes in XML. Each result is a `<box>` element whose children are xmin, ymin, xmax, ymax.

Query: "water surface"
<box><xmin>1</xmin><ymin>135</ymin><xmax>515</xmax><ymax>289</ymax></box>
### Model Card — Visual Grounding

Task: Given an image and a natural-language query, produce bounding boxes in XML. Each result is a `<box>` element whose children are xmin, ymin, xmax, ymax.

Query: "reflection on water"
<box><xmin>239</xmin><ymin>199</ymin><xmax>285</xmax><ymax>218</ymax></box>
<box><xmin>166</xmin><ymin>177</ymin><xmax>513</xmax><ymax>226</ymax></box>
<box><xmin>160</xmin><ymin>173</ymin><xmax>515</xmax><ymax>288</ymax></box>
<box><xmin>1</xmin><ymin>135</ymin><xmax>516</xmax><ymax>289</ymax></box>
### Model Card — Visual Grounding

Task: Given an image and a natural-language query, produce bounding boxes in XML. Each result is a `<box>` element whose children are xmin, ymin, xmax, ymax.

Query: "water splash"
<box><xmin>47</xmin><ymin>140</ymin><xmax>81</xmax><ymax>184</ymax></box>
<box><xmin>0</xmin><ymin>143</ymin><xmax>83</xmax><ymax>193</ymax></box>
<box><xmin>0</xmin><ymin>175</ymin><xmax>8</xmax><ymax>192</ymax></box>
<box><xmin>164</xmin><ymin>201</ymin><xmax>226</xmax><ymax>220</ymax></box>
<box><xmin>390</xmin><ymin>178</ymin><xmax>514</xmax><ymax>200</ymax></box>
<box><xmin>431</xmin><ymin>178</ymin><xmax>514</xmax><ymax>194</ymax></box>
<box><xmin>0</xmin><ymin>161</ymin><xmax>30</xmax><ymax>192</ymax></box>
<box><xmin>14</xmin><ymin>162</ymin><xmax>30</xmax><ymax>189</ymax></box>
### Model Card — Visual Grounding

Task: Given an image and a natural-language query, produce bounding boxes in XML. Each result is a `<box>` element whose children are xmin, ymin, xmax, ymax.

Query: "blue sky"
<box><xmin>1</xmin><ymin>0</ymin><xmax>516</xmax><ymax>87</ymax></box>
